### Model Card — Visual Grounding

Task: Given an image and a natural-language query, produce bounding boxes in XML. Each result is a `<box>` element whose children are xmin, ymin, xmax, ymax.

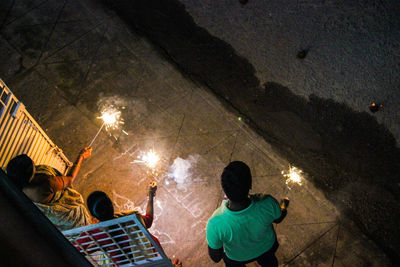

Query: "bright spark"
<box><xmin>132</xmin><ymin>150</ymin><xmax>160</xmax><ymax>169</ymax></box>
<box><xmin>98</xmin><ymin>108</ymin><xmax>123</xmax><ymax>131</ymax></box>
<box><xmin>142</xmin><ymin>150</ymin><xmax>159</xmax><ymax>168</ymax></box>
<box><xmin>100</xmin><ymin>112</ymin><xmax>118</xmax><ymax>124</ymax></box>
<box><xmin>281</xmin><ymin>165</ymin><xmax>303</xmax><ymax>189</ymax></box>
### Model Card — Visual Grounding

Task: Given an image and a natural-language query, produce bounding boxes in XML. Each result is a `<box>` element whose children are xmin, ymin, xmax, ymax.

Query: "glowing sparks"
<box><xmin>88</xmin><ymin>106</ymin><xmax>125</xmax><ymax>146</ymax></box>
<box><xmin>281</xmin><ymin>165</ymin><xmax>304</xmax><ymax>189</ymax></box>
<box><xmin>142</xmin><ymin>150</ymin><xmax>159</xmax><ymax>168</ymax></box>
<box><xmin>100</xmin><ymin>112</ymin><xmax>118</xmax><ymax>124</ymax></box>
<box><xmin>98</xmin><ymin>108</ymin><xmax>123</xmax><ymax>131</ymax></box>
<box><xmin>132</xmin><ymin>150</ymin><xmax>160</xmax><ymax>169</ymax></box>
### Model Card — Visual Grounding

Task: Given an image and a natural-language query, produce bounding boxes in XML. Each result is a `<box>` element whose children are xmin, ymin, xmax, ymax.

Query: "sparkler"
<box><xmin>132</xmin><ymin>150</ymin><xmax>160</xmax><ymax>169</ymax></box>
<box><xmin>281</xmin><ymin>164</ymin><xmax>304</xmax><ymax>190</ymax></box>
<box><xmin>89</xmin><ymin>108</ymin><xmax>123</xmax><ymax>147</ymax></box>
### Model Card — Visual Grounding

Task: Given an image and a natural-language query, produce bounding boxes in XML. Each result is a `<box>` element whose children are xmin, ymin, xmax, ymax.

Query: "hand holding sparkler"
<box><xmin>145</xmin><ymin>182</ymin><xmax>157</xmax><ymax>225</ymax></box>
<box><xmin>171</xmin><ymin>257</ymin><xmax>183</xmax><ymax>267</ymax></box>
<box><xmin>274</xmin><ymin>197</ymin><xmax>290</xmax><ymax>224</ymax></box>
<box><xmin>280</xmin><ymin>197</ymin><xmax>290</xmax><ymax>210</ymax></box>
<box><xmin>149</xmin><ymin>181</ymin><xmax>157</xmax><ymax>198</ymax></box>
<box><xmin>79</xmin><ymin>146</ymin><xmax>92</xmax><ymax>159</ymax></box>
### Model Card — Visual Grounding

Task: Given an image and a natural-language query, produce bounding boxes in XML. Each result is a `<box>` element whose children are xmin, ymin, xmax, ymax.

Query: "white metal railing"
<box><xmin>62</xmin><ymin>214</ymin><xmax>172</xmax><ymax>267</ymax></box>
<box><xmin>0</xmin><ymin>78</ymin><xmax>72</xmax><ymax>175</ymax></box>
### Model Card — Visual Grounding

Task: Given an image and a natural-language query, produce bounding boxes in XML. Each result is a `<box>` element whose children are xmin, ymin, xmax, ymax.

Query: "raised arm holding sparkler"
<box><xmin>142</xmin><ymin>181</ymin><xmax>157</xmax><ymax>228</ymax></box>
<box><xmin>17</xmin><ymin>147</ymin><xmax>93</xmax><ymax>230</ymax></box>
<box><xmin>86</xmin><ymin>187</ymin><xmax>183</xmax><ymax>267</ymax></box>
<box><xmin>64</xmin><ymin>146</ymin><xmax>92</xmax><ymax>187</ymax></box>
<box><xmin>23</xmin><ymin>146</ymin><xmax>92</xmax><ymax>202</ymax></box>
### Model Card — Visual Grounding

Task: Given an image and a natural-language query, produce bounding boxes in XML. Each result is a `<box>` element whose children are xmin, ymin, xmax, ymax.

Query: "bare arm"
<box><xmin>146</xmin><ymin>193</ymin><xmax>155</xmax><ymax>218</ymax></box>
<box><xmin>63</xmin><ymin>147</ymin><xmax>92</xmax><ymax>187</ymax></box>
<box><xmin>142</xmin><ymin>182</ymin><xmax>157</xmax><ymax>228</ymax></box>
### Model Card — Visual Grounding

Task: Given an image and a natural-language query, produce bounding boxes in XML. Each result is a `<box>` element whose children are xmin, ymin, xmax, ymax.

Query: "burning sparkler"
<box><xmin>88</xmin><ymin>108</ymin><xmax>123</xmax><ymax>146</ymax></box>
<box><xmin>132</xmin><ymin>150</ymin><xmax>160</xmax><ymax>169</ymax></box>
<box><xmin>281</xmin><ymin>164</ymin><xmax>304</xmax><ymax>190</ymax></box>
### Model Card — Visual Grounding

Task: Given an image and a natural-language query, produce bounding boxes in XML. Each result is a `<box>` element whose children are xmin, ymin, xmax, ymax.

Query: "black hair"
<box><xmin>6</xmin><ymin>154</ymin><xmax>35</xmax><ymax>190</ymax></box>
<box><xmin>221</xmin><ymin>161</ymin><xmax>252</xmax><ymax>202</ymax></box>
<box><xmin>87</xmin><ymin>191</ymin><xmax>114</xmax><ymax>221</ymax></box>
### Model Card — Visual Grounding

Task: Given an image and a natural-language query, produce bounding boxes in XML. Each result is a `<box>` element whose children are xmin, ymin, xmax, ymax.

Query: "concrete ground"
<box><xmin>180</xmin><ymin>0</ymin><xmax>400</xmax><ymax>144</ymax></box>
<box><xmin>0</xmin><ymin>0</ymin><xmax>393</xmax><ymax>266</ymax></box>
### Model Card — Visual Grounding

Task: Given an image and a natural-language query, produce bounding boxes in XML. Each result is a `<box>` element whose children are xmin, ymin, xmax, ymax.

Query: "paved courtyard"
<box><xmin>0</xmin><ymin>0</ymin><xmax>392</xmax><ymax>266</ymax></box>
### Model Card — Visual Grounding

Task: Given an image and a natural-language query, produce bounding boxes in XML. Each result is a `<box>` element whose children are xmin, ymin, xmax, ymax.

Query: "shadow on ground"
<box><xmin>101</xmin><ymin>0</ymin><xmax>400</xmax><ymax>263</ymax></box>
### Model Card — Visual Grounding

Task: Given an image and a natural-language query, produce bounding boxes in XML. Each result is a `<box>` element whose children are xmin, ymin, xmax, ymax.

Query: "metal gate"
<box><xmin>0</xmin><ymin>78</ymin><xmax>72</xmax><ymax>175</ymax></box>
<box><xmin>62</xmin><ymin>214</ymin><xmax>172</xmax><ymax>266</ymax></box>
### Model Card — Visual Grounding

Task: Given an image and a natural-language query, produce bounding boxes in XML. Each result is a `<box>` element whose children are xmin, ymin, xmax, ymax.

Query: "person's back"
<box><xmin>206</xmin><ymin>161</ymin><xmax>288</xmax><ymax>267</ymax></box>
<box><xmin>23</xmin><ymin>165</ymin><xmax>66</xmax><ymax>203</ymax></box>
<box><xmin>7</xmin><ymin>148</ymin><xmax>93</xmax><ymax>230</ymax></box>
<box><xmin>207</xmin><ymin>194</ymin><xmax>281</xmax><ymax>262</ymax></box>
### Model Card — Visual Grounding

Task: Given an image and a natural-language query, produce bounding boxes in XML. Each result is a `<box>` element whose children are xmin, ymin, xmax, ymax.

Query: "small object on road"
<box><xmin>369</xmin><ymin>102</ymin><xmax>383</xmax><ymax>113</ymax></box>
<box><xmin>297</xmin><ymin>49</ymin><xmax>308</xmax><ymax>59</ymax></box>
<box><xmin>239</xmin><ymin>0</ymin><xmax>249</xmax><ymax>5</ymax></box>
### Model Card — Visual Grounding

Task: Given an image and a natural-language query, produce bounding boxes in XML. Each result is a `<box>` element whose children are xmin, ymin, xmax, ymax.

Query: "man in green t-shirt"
<box><xmin>206</xmin><ymin>161</ymin><xmax>289</xmax><ymax>267</ymax></box>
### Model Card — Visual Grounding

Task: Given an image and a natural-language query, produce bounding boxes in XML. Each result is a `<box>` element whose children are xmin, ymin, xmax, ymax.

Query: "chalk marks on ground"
<box><xmin>111</xmin><ymin>153</ymin><xmax>222</xmax><ymax>247</ymax></box>
<box><xmin>112</xmin><ymin>190</ymin><xmax>145</xmax><ymax>213</ymax></box>
<box><xmin>112</xmin><ymin>190</ymin><xmax>176</xmax><ymax>245</ymax></box>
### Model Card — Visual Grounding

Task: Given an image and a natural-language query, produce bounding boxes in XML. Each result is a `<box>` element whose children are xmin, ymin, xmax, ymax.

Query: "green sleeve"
<box><xmin>206</xmin><ymin>219</ymin><xmax>223</xmax><ymax>249</ymax></box>
<box><xmin>271</xmin><ymin>196</ymin><xmax>282</xmax><ymax>220</ymax></box>
<box><xmin>262</xmin><ymin>195</ymin><xmax>281</xmax><ymax>220</ymax></box>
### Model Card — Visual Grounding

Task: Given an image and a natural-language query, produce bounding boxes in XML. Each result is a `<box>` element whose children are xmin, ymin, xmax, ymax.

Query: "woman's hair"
<box><xmin>6</xmin><ymin>154</ymin><xmax>35</xmax><ymax>190</ymax></box>
<box><xmin>87</xmin><ymin>191</ymin><xmax>114</xmax><ymax>221</ymax></box>
<box><xmin>221</xmin><ymin>161</ymin><xmax>252</xmax><ymax>202</ymax></box>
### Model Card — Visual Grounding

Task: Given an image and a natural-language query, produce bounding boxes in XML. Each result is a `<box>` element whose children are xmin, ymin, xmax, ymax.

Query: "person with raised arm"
<box><xmin>6</xmin><ymin>147</ymin><xmax>93</xmax><ymax>230</ymax></box>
